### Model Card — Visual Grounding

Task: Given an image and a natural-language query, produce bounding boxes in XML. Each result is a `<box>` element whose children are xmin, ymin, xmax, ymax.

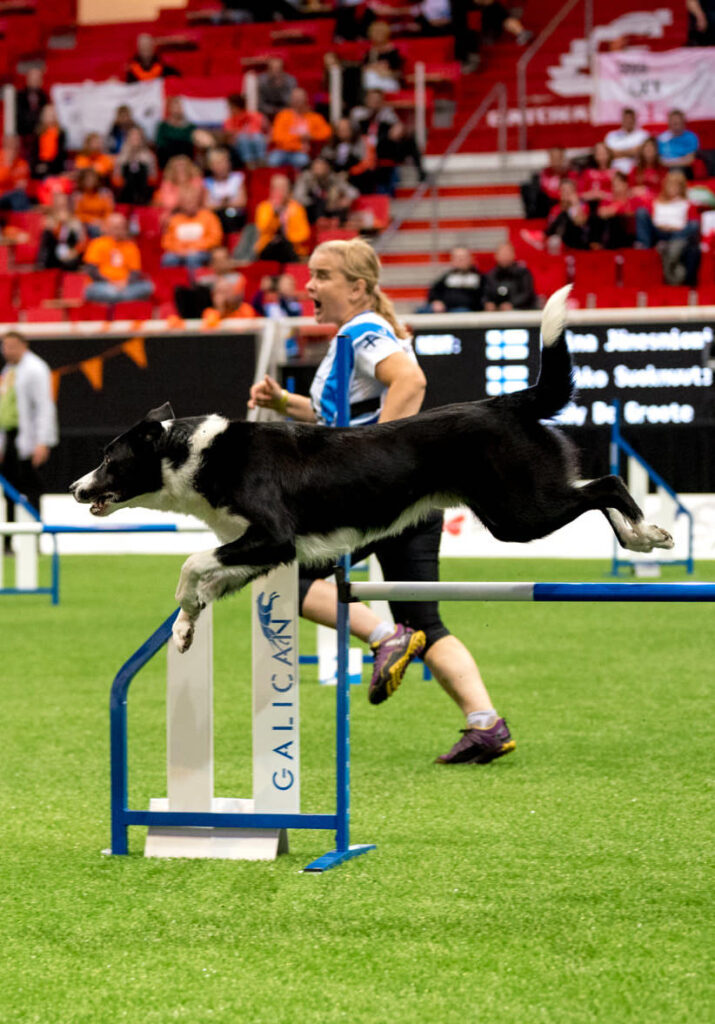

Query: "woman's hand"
<box><xmin>248</xmin><ymin>373</ymin><xmax>283</xmax><ymax>411</ymax></box>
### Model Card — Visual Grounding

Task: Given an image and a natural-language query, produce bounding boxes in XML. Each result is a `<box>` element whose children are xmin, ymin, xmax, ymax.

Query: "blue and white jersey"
<box><xmin>310</xmin><ymin>311</ymin><xmax>415</xmax><ymax>426</ymax></box>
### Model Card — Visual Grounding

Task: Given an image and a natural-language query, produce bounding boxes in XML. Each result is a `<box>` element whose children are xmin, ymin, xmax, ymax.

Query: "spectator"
<box><xmin>419</xmin><ymin>245</ymin><xmax>483</xmax><ymax>312</ymax></box>
<box><xmin>223</xmin><ymin>93</ymin><xmax>270</xmax><ymax>168</ymax></box>
<box><xmin>73</xmin><ymin>168</ymin><xmax>114</xmax><ymax>238</ymax></box>
<box><xmin>321</xmin><ymin>118</ymin><xmax>376</xmax><ymax>194</ymax></box>
<box><xmin>0</xmin><ymin>331</ymin><xmax>58</xmax><ymax>531</ymax></box>
<box><xmin>589</xmin><ymin>171</ymin><xmax>638</xmax><ymax>250</ymax></box>
<box><xmin>482</xmin><ymin>242</ymin><xmax>536</xmax><ymax>310</ymax></box>
<box><xmin>173</xmin><ymin>245</ymin><xmax>241</xmax><ymax>318</ymax></box>
<box><xmin>657</xmin><ymin>110</ymin><xmax>700</xmax><ymax>178</ymax></box>
<box><xmin>108</xmin><ymin>104</ymin><xmax>137</xmax><ymax>155</ymax></box>
<box><xmin>604</xmin><ymin>108</ymin><xmax>649</xmax><ymax>175</ymax></box>
<box><xmin>153</xmin><ymin>154</ymin><xmax>205</xmax><ymax>221</ymax></box>
<box><xmin>417</xmin><ymin>0</ymin><xmax>452</xmax><ymax>35</ymax></box>
<box><xmin>521</xmin><ymin>146</ymin><xmax>575</xmax><ymax>219</ymax></box>
<box><xmin>83</xmin><ymin>212</ymin><xmax>154</xmax><ymax>303</ymax></box>
<box><xmin>361</xmin><ymin>20</ymin><xmax>404</xmax><ymax>93</ymax></box>
<box><xmin>29</xmin><ymin>104</ymin><xmax>67</xmax><ymax>179</ymax></box>
<box><xmin>155</xmin><ymin>97</ymin><xmax>212</xmax><ymax>170</ymax></box>
<box><xmin>545</xmin><ymin>179</ymin><xmax>589</xmax><ymax>250</ymax></box>
<box><xmin>251</xmin><ymin>272</ymin><xmax>304</xmax><ymax>318</ymax></box>
<box><xmin>293</xmin><ymin>156</ymin><xmax>359</xmax><ymax>224</ymax></box>
<box><xmin>74</xmin><ymin>132</ymin><xmax>114</xmax><ymax>182</ymax></box>
<box><xmin>351</xmin><ymin>90</ymin><xmax>425</xmax><ymax>189</ymax></box>
<box><xmin>257</xmin><ymin>57</ymin><xmax>297</xmax><ymax>121</ymax></box>
<box><xmin>629</xmin><ymin>137</ymin><xmax>666</xmax><ymax>198</ymax></box>
<box><xmin>269</xmin><ymin>87</ymin><xmax>332</xmax><ymax>170</ymax></box>
<box><xmin>474</xmin><ymin>0</ymin><xmax>533</xmax><ymax>45</ymax></box>
<box><xmin>634</xmin><ymin>170</ymin><xmax>700</xmax><ymax>284</ymax></box>
<box><xmin>578</xmin><ymin>142</ymin><xmax>614</xmax><ymax>206</ymax></box>
<box><xmin>37</xmin><ymin>193</ymin><xmax>87</xmax><ymax>271</ymax></box>
<box><xmin>254</xmin><ymin>173</ymin><xmax>311</xmax><ymax>261</ymax></box>
<box><xmin>0</xmin><ymin>136</ymin><xmax>31</xmax><ymax>211</ymax></box>
<box><xmin>201</xmin><ymin>275</ymin><xmax>257</xmax><ymax>325</ymax></box>
<box><xmin>203</xmin><ymin>146</ymin><xmax>247</xmax><ymax>233</ymax></box>
<box><xmin>112</xmin><ymin>126</ymin><xmax>159</xmax><ymax>206</ymax></box>
<box><xmin>686</xmin><ymin>0</ymin><xmax>715</xmax><ymax>45</ymax></box>
<box><xmin>161</xmin><ymin>187</ymin><xmax>223</xmax><ymax>273</ymax></box>
<box><xmin>126</xmin><ymin>33</ymin><xmax>180</xmax><ymax>82</ymax></box>
<box><xmin>16</xmin><ymin>68</ymin><xmax>49</xmax><ymax>141</ymax></box>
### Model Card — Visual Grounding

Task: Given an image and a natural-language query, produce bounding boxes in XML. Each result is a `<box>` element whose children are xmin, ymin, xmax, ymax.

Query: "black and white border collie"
<box><xmin>71</xmin><ymin>286</ymin><xmax>673</xmax><ymax>652</ymax></box>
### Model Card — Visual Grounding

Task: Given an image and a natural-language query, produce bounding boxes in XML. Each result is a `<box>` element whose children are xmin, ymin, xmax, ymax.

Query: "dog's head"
<box><xmin>70</xmin><ymin>402</ymin><xmax>174</xmax><ymax>516</ymax></box>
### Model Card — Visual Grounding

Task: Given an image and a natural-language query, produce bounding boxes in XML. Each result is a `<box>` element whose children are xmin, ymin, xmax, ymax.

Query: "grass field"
<box><xmin>1</xmin><ymin>554</ymin><xmax>713</xmax><ymax>1024</ymax></box>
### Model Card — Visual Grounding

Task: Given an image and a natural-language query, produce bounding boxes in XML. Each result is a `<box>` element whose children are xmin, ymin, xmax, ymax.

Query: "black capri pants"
<box><xmin>298</xmin><ymin>511</ymin><xmax>451</xmax><ymax>653</ymax></box>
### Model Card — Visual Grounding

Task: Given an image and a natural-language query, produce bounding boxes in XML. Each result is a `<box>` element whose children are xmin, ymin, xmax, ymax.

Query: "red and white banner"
<box><xmin>593</xmin><ymin>47</ymin><xmax>715</xmax><ymax>125</ymax></box>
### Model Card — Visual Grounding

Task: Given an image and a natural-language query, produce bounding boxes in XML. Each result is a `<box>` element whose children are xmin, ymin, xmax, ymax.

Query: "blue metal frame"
<box><xmin>0</xmin><ymin>472</ymin><xmax>59</xmax><ymax>604</ymax></box>
<box><xmin>609</xmin><ymin>401</ymin><xmax>694</xmax><ymax>576</ymax></box>
<box><xmin>109</xmin><ymin>335</ymin><xmax>375</xmax><ymax>872</ymax></box>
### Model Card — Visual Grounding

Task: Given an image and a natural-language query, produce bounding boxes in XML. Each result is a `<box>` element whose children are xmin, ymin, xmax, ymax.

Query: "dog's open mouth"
<box><xmin>89</xmin><ymin>495</ymin><xmax>114</xmax><ymax>516</ymax></box>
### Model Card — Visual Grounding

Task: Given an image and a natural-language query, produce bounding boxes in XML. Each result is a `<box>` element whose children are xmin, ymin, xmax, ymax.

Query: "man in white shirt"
<box><xmin>604</xmin><ymin>108</ymin><xmax>649</xmax><ymax>174</ymax></box>
<box><xmin>0</xmin><ymin>331</ymin><xmax>58</xmax><ymax>523</ymax></box>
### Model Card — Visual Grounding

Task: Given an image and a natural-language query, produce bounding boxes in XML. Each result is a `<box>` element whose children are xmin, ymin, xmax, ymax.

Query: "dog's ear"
<box><xmin>146</xmin><ymin>402</ymin><xmax>174</xmax><ymax>422</ymax></box>
<box><xmin>137</xmin><ymin>418</ymin><xmax>164</xmax><ymax>445</ymax></box>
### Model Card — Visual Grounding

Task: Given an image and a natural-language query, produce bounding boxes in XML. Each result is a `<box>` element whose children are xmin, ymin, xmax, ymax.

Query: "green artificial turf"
<box><xmin>1</xmin><ymin>555</ymin><xmax>712</xmax><ymax>1024</ymax></box>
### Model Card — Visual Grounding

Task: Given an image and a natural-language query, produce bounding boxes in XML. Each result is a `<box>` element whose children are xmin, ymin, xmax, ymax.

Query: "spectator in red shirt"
<box><xmin>521</xmin><ymin>146</ymin><xmax>576</xmax><ymax>218</ymax></box>
<box><xmin>590</xmin><ymin>171</ymin><xmax>639</xmax><ymax>249</ymax></box>
<box><xmin>634</xmin><ymin>169</ymin><xmax>700</xmax><ymax>283</ymax></box>
<box><xmin>578</xmin><ymin>142</ymin><xmax>614</xmax><ymax>205</ymax></box>
<box><xmin>628</xmin><ymin>137</ymin><xmax>667</xmax><ymax>200</ymax></box>
<box><xmin>0</xmin><ymin>136</ymin><xmax>31</xmax><ymax>211</ymax></box>
<box><xmin>223</xmin><ymin>94</ymin><xmax>270</xmax><ymax>168</ymax></box>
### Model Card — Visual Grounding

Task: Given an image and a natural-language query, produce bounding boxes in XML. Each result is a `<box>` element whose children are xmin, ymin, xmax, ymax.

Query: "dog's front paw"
<box><xmin>172</xmin><ymin>609</ymin><xmax>195</xmax><ymax>653</ymax></box>
<box><xmin>649</xmin><ymin>525</ymin><xmax>674</xmax><ymax>550</ymax></box>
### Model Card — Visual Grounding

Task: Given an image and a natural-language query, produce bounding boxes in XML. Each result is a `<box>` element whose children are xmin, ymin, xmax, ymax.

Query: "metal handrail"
<box><xmin>517</xmin><ymin>0</ymin><xmax>593</xmax><ymax>152</ymax></box>
<box><xmin>375</xmin><ymin>81</ymin><xmax>507</xmax><ymax>261</ymax></box>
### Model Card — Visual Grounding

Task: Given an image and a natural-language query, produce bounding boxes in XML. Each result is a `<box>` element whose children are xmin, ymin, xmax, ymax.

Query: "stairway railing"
<box><xmin>517</xmin><ymin>0</ymin><xmax>594</xmax><ymax>151</ymax></box>
<box><xmin>375</xmin><ymin>80</ymin><xmax>507</xmax><ymax>266</ymax></box>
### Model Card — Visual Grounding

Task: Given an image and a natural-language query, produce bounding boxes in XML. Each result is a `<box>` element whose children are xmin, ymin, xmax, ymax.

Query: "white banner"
<box><xmin>593</xmin><ymin>47</ymin><xmax>715</xmax><ymax>125</ymax></box>
<box><xmin>251</xmin><ymin>563</ymin><xmax>300</xmax><ymax>814</ymax></box>
<box><xmin>51</xmin><ymin>79</ymin><xmax>164</xmax><ymax>149</ymax></box>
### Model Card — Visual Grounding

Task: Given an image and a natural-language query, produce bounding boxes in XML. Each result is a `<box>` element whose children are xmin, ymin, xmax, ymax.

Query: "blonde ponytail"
<box><xmin>313</xmin><ymin>237</ymin><xmax>410</xmax><ymax>340</ymax></box>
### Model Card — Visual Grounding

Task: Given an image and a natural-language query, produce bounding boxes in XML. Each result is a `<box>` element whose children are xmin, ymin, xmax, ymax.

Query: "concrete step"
<box><xmin>391</xmin><ymin>195</ymin><xmax>523</xmax><ymax>220</ymax></box>
<box><xmin>378</xmin><ymin>225</ymin><xmax>508</xmax><ymax>254</ymax></box>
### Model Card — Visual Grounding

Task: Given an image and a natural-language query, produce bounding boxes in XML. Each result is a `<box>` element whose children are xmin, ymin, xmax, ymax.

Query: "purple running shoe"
<box><xmin>369</xmin><ymin>625</ymin><xmax>426</xmax><ymax>705</ymax></box>
<box><xmin>435</xmin><ymin>718</ymin><xmax>515</xmax><ymax>764</ymax></box>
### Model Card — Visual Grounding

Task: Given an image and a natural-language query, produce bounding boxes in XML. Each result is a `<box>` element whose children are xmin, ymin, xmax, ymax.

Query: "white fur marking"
<box><xmin>540</xmin><ymin>284</ymin><xmax>572</xmax><ymax>347</ymax></box>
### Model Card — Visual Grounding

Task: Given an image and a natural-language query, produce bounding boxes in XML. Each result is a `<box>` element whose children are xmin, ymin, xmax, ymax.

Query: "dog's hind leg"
<box><xmin>173</xmin><ymin>523</ymin><xmax>297</xmax><ymax>652</ymax></box>
<box><xmin>470</xmin><ymin>475</ymin><xmax>673</xmax><ymax>550</ymax></box>
<box><xmin>577</xmin><ymin>475</ymin><xmax>675</xmax><ymax>552</ymax></box>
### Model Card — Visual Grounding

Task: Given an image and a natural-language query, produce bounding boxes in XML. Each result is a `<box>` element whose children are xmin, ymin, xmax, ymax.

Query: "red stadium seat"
<box><xmin>21</xmin><ymin>306</ymin><xmax>66</xmax><ymax>323</ymax></box>
<box><xmin>565</xmin><ymin>250</ymin><xmax>618</xmax><ymax>288</ymax></box>
<box><xmin>589</xmin><ymin>286</ymin><xmax>643</xmax><ymax>309</ymax></box>
<box><xmin>111</xmin><ymin>301</ymin><xmax>155</xmax><ymax>321</ymax></box>
<box><xmin>644</xmin><ymin>286</ymin><xmax>694</xmax><ymax>307</ymax></box>
<box><xmin>617</xmin><ymin>248</ymin><xmax>662</xmax><ymax>288</ymax></box>
<box><xmin>351</xmin><ymin>195</ymin><xmax>391</xmax><ymax>231</ymax></box>
<box><xmin>69</xmin><ymin>303</ymin><xmax>112</xmax><ymax>322</ymax></box>
<box><xmin>283</xmin><ymin>263</ymin><xmax>310</xmax><ymax>289</ymax></box>
<box><xmin>530</xmin><ymin>255</ymin><xmax>568</xmax><ymax>300</ymax></box>
<box><xmin>695</xmin><ymin>284</ymin><xmax>715</xmax><ymax>305</ymax></box>
<box><xmin>60</xmin><ymin>273</ymin><xmax>91</xmax><ymax>302</ymax></box>
<box><xmin>17</xmin><ymin>270</ymin><xmax>60</xmax><ymax>309</ymax></box>
<box><xmin>152</xmin><ymin>266</ymin><xmax>191</xmax><ymax>304</ymax></box>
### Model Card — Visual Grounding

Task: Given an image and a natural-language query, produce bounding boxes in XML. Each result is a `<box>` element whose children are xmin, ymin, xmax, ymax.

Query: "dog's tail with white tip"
<box><xmin>517</xmin><ymin>284</ymin><xmax>575</xmax><ymax>419</ymax></box>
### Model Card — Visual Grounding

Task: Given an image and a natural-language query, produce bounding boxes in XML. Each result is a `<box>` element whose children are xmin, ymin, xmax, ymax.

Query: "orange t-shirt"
<box><xmin>75</xmin><ymin>153</ymin><xmax>114</xmax><ymax>179</ymax></box>
<box><xmin>0</xmin><ymin>156</ymin><xmax>29</xmax><ymax>193</ymax></box>
<box><xmin>75</xmin><ymin>190</ymin><xmax>114</xmax><ymax>226</ymax></box>
<box><xmin>270</xmin><ymin>109</ymin><xmax>331</xmax><ymax>153</ymax></box>
<box><xmin>162</xmin><ymin>209</ymin><xmax>223</xmax><ymax>254</ymax></box>
<box><xmin>84</xmin><ymin>235</ymin><xmax>141</xmax><ymax>284</ymax></box>
<box><xmin>202</xmin><ymin>302</ymin><xmax>257</xmax><ymax>326</ymax></box>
